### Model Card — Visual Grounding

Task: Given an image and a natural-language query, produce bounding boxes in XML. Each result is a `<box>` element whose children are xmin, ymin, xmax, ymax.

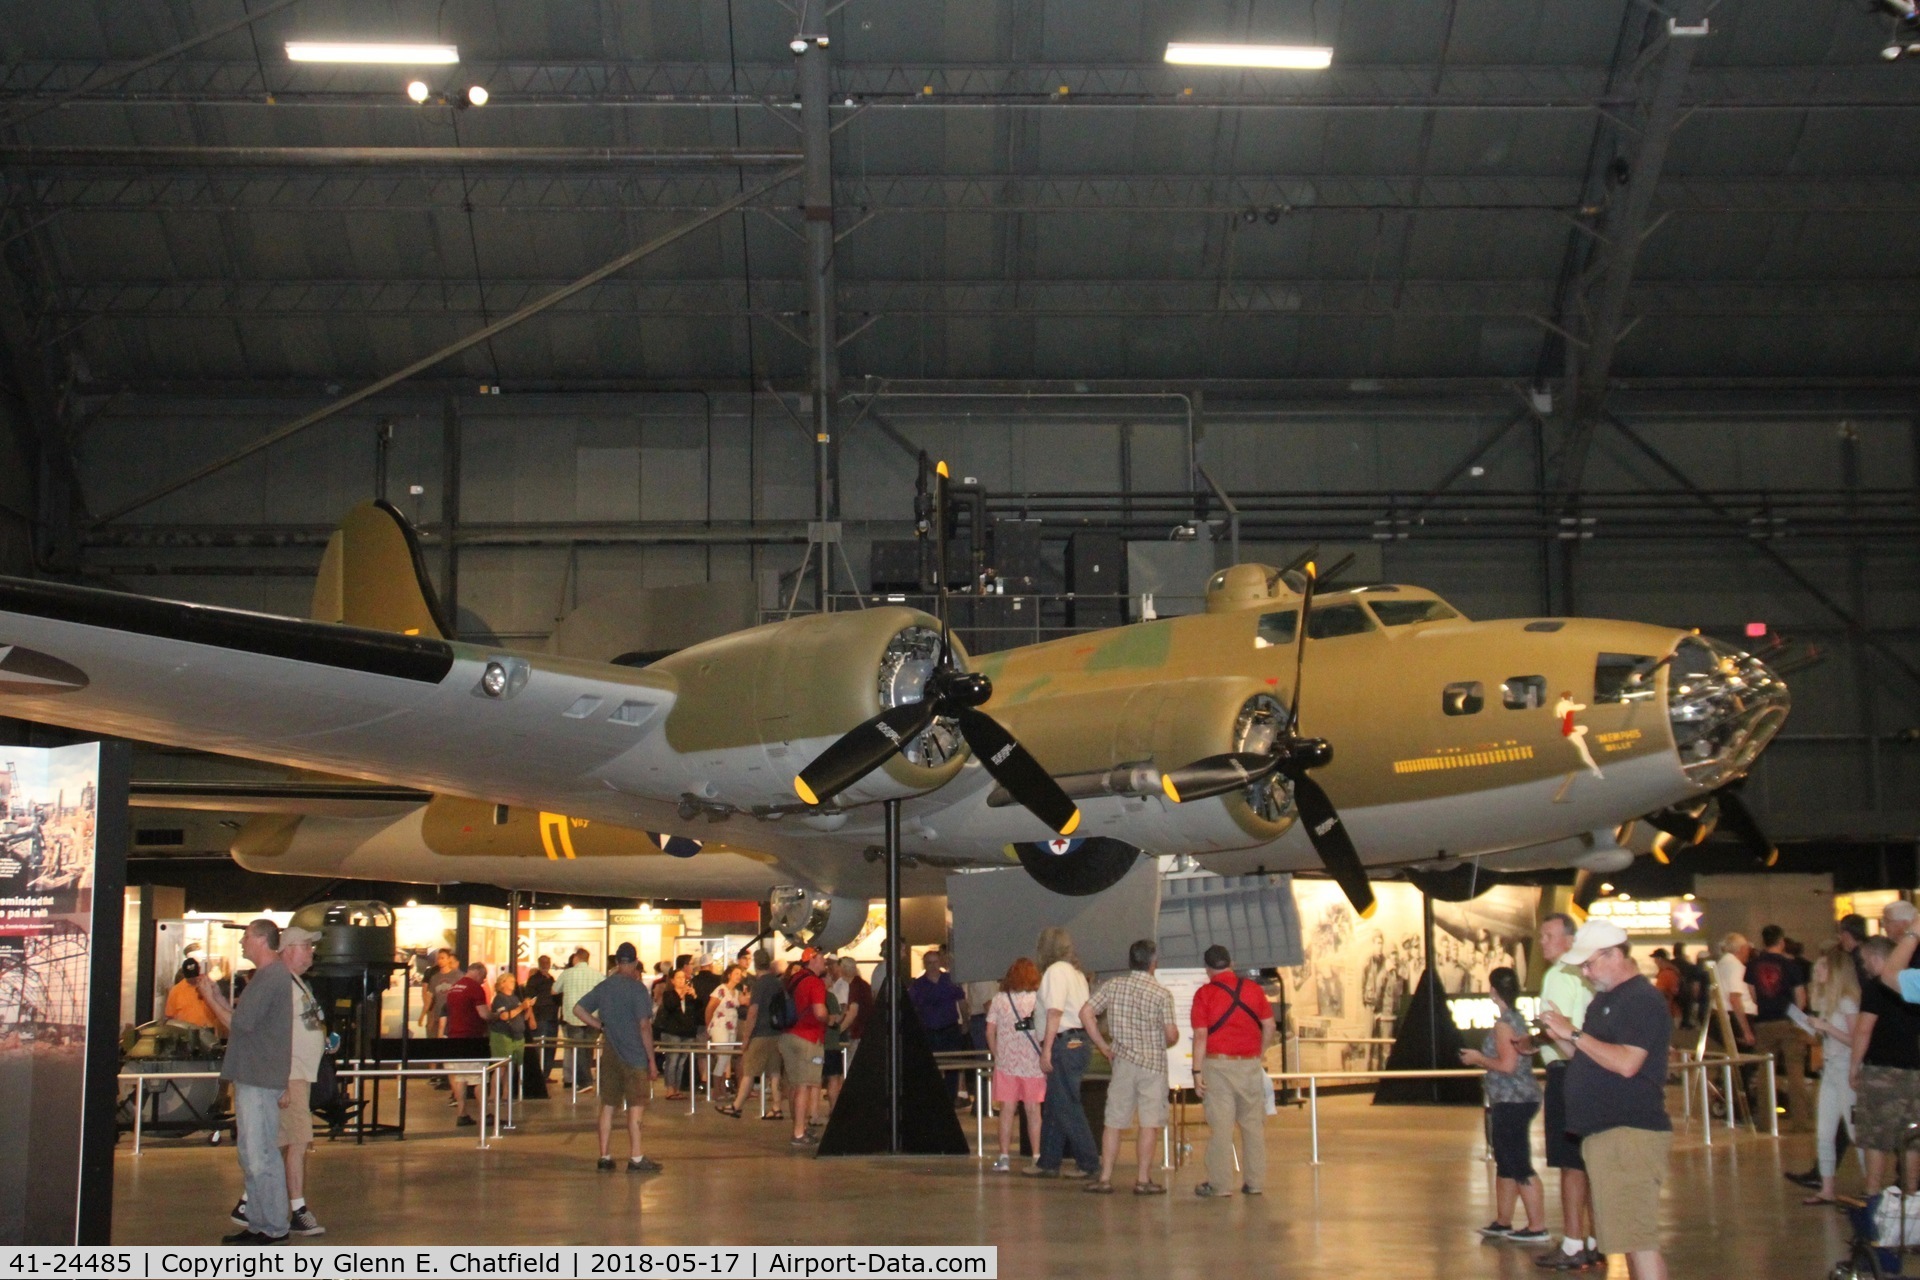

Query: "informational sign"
<box><xmin>1157</xmin><ymin>967</ymin><xmax>1209</xmax><ymax>1090</ymax></box>
<box><xmin>1588</xmin><ymin>897</ymin><xmax>1701</xmax><ymax>937</ymax></box>
<box><xmin>0</xmin><ymin>740</ymin><xmax>129</xmax><ymax>1245</ymax></box>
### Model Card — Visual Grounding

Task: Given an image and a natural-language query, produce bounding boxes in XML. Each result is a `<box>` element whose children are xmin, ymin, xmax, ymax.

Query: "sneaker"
<box><xmin>1061</xmin><ymin>1166</ymin><xmax>1094</xmax><ymax>1180</ymax></box>
<box><xmin>628</xmin><ymin>1156</ymin><xmax>663</xmax><ymax>1173</ymax></box>
<box><xmin>456</xmin><ymin>1115</ymin><xmax>477</xmax><ymax>1127</ymax></box>
<box><xmin>789</xmin><ymin>1135</ymin><xmax>816</xmax><ymax>1148</ymax></box>
<box><xmin>991</xmin><ymin>1155</ymin><xmax>1012</xmax><ymax>1172</ymax></box>
<box><xmin>1193</xmin><ymin>1182</ymin><xmax>1226</xmax><ymax>1198</ymax></box>
<box><xmin>1507</xmin><ymin>1227</ymin><xmax>1550</xmax><ymax>1244</ymax></box>
<box><xmin>229</xmin><ymin>1199</ymin><xmax>248</xmax><ymax>1228</ymax></box>
<box><xmin>1241</xmin><ymin>1185</ymin><xmax>1263</xmax><ymax>1196</ymax></box>
<box><xmin>1533</xmin><ymin>1244</ymin><xmax>1589</xmax><ymax>1270</ymax></box>
<box><xmin>1020</xmin><ymin>1165</ymin><xmax>1060</xmax><ymax>1179</ymax></box>
<box><xmin>1785</xmin><ymin>1168</ymin><xmax>1823</xmax><ymax>1189</ymax></box>
<box><xmin>597</xmin><ymin>1157</ymin><xmax>616</xmax><ymax>1171</ymax></box>
<box><xmin>221</xmin><ymin>1230</ymin><xmax>287</xmax><ymax>1245</ymax></box>
<box><xmin>288</xmin><ymin>1207</ymin><xmax>325</xmax><ymax>1237</ymax></box>
<box><xmin>1479</xmin><ymin>1222</ymin><xmax>1516</xmax><ymax>1238</ymax></box>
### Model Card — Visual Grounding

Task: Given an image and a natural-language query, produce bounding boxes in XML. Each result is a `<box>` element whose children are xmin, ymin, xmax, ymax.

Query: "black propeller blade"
<box><xmin>1714</xmin><ymin>781</ymin><xmax>1779</xmax><ymax>868</ymax></box>
<box><xmin>1159</xmin><ymin>562</ymin><xmax>1376</xmax><ymax>918</ymax></box>
<box><xmin>952</xmin><ymin>707</ymin><xmax>1079</xmax><ymax>834</ymax></box>
<box><xmin>792</xmin><ymin>457</ymin><xmax>1081</xmax><ymax>836</ymax></box>
<box><xmin>1291</xmin><ymin>772</ymin><xmax>1374</xmax><ymax>917</ymax></box>
<box><xmin>794</xmin><ymin>701</ymin><xmax>941</xmax><ymax>808</ymax></box>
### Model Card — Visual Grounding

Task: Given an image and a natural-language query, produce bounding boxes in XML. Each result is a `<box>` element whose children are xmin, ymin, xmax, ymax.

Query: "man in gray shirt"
<box><xmin>574</xmin><ymin>941</ymin><xmax>662</xmax><ymax>1173</ymax></box>
<box><xmin>203</xmin><ymin>919</ymin><xmax>294</xmax><ymax>1243</ymax></box>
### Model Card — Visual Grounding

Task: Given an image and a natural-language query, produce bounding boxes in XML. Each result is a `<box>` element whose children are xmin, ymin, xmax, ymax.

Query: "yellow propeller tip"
<box><xmin>1160</xmin><ymin>776</ymin><xmax>1182</xmax><ymax>804</ymax></box>
<box><xmin>1304</xmin><ymin>560</ymin><xmax>1317</xmax><ymax>578</ymax></box>
<box><xmin>1766</xmin><ymin>850</ymin><xmax>1780</xmax><ymax>868</ymax></box>
<box><xmin>935</xmin><ymin>460</ymin><xmax>949</xmax><ymax>478</ymax></box>
<box><xmin>1058</xmin><ymin>809</ymin><xmax>1082</xmax><ymax>837</ymax></box>
<box><xmin>793</xmin><ymin>777</ymin><xmax>820</xmax><ymax>807</ymax></box>
<box><xmin>1651</xmin><ymin>848</ymin><xmax>1670</xmax><ymax>865</ymax></box>
<box><xmin>1358</xmin><ymin>900</ymin><xmax>1378</xmax><ymax>919</ymax></box>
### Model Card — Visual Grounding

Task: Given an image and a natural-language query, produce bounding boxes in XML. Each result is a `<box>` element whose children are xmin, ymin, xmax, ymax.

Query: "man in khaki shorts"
<box><xmin>573</xmin><ymin>942</ymin><xmax>663</xmax><ymax>1173</ymax></box>
<box><xmin>1538</xmin><ymin>921</ymin><xmax>1674</xmax><ymax>1280</ymax></box>
<box><xmin>1080</xmin><ymin>939</ymin><xmax>1178</xmax><ymax>1196</ymax></box>
<box><xmin>729</xmin><ymin>949</ymin><xmax>787</xmax><ymax>1120</ymax></box>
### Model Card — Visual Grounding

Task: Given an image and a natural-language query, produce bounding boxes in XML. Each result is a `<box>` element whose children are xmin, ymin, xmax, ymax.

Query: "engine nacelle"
<box><xmin>769</xmin><ymin>886</ymin><xmax>871</xmax><ymax>952</ymax></box>
<box><xmin>652</xmin><ymin>607</ymin><xmax>969</xmax><ymax>810</ymax></box>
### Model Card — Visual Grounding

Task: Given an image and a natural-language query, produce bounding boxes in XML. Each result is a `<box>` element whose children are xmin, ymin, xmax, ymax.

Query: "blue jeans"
<box><xmin>562</xmin><ymin>1023</ymin><xmax>597</xmax><ymax>1086</ymax></box>
<box><xmin>535</xmin><ymin>1014</ymin><xmax>559</xmax><ymax>1076</ymax></box>
<box><xmin>233</xmin><ymin>1083</ymin><xmax>290</xmax><ymax>1237</ymax></box>
<box><xmin>1039</xmin><ymin>1033</ymin><xmax>1100</xmax><ymax>1173</ymax></box>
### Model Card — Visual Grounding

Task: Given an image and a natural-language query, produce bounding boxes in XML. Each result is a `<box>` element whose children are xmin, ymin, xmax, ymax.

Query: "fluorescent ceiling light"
<box><xmin>1164</xmin><ymin>42</ymin><xmax>1333</xmax><ymax>70</ymax></box>
<box><xmin>285</xmin><ymin>41</ymin><xmax>459</xmax><ymax>64</ymax></box>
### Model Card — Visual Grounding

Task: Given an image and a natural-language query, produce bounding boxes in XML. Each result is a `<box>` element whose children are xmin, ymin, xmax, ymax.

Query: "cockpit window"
<box><xmin>1307</xmin><ymin>604</ymin><xmax>1374</xmax><ymax>640</ymax></box>
<box><xmin>1255</xmin><ymin>611</ymin><xmax>1298</xmax><ymax>648</ymax></box>
<box><xmin>1368</xmin><ymin>599</ymin><xmax>1460</xmax><ymax>628</ymax></box>
<box><xmin>1594</xmin><ymin>653</ymin><xmax>1661</xmax><ymax>703</ymax></box>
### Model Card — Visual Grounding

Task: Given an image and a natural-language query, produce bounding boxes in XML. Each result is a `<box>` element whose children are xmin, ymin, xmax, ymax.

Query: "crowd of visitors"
<box><xmin>202</xmin><ymin>895</ymin><xmax>1920</xmax><ymax>1272</ymax></box>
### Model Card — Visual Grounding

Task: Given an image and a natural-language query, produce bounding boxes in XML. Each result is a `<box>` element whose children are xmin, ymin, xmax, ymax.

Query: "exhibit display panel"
<box><xmin>0</xmin><ymin>741</ymin><xmax>127</xmax><ymax>1245</ymax></box>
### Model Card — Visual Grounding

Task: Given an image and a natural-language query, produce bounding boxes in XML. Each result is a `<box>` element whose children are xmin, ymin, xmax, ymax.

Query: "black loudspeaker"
<box><xmin>990</xmin><ymin>519</ymin><xmax>1045</xmax><ymax>593</ymax></box>
<box><xmin>1067</xmin><ymin>533</ymin><xmax>1125</xmax><ymax>628</ymax></box>
<box><xmin>870</xmin><ymin>540</ymin><xmax>922</xmax><ymax>592</ymax></box>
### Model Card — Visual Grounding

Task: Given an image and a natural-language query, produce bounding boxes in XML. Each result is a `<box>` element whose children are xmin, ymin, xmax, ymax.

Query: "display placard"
<box><xmin>0</xmin><ymin>739</ymin><xmax>128</xmax><ymax>1245</ymax></box>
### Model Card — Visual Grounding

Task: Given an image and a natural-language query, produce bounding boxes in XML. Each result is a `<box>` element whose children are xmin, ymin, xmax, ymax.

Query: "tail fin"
<box><xmin>310</xmin><ymin>500</ymin><xmax>453</xmax><ymax>639</ymax></box>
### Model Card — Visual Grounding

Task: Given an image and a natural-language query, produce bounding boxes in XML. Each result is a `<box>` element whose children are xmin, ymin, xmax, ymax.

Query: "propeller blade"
<box><xmin>1643</xmin><ymin>806</ymin><xmax>1705</xmax><ymax>845</ymax></box>
<box><xmin>952</xmin><ymin>707</ymin><xmax>1081</xmax><ymax>835</ymax></box>
<box><xmin>794</xmin><ymin>700</ymin><xmax>939</xmax><ymax>806</ymax></box>
<box><xmin>1715</xmin><ymin>783</ymin><xmax>1779</xmax><ymax>868</ymax></box>
<box><xmin>1287</xmin><ymin>561</ymin><xmax>1317</xmax><ymax>731</ymax></box>
<box><xmin>1287</xmin><ymin>771</ymin><xmax>1374</xmax><ymax>918</ymax></box>
<box><xmin>1159</xmin><ymin>752</ymin><xmax>1280</xmax><ymax>804</ymax></box>
<box><xmin>1570</xmin><ymin>868</ymin><xmax>1602</xmax><ymax>916</ymax></box>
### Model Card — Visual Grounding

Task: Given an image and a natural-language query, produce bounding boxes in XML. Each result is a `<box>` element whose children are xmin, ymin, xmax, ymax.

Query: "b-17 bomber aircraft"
<box><xmin>0</xmin><ymin>495</ymin><xmax>1790</xmax><ymax>942</ymax></box>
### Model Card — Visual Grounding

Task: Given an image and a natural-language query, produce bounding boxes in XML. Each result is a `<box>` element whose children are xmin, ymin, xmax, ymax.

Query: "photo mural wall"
<box><xmin>1284</xmin><ymin>879</ymin><xmax>1542</xmax><ymax>1071</ymax></box>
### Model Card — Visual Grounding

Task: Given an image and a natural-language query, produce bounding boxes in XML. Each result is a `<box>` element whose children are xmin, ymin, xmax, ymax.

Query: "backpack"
<box><xmin>767</xmin><ymin>972</ymin><xmax>802</xmax><ymax>1033</ymax></box>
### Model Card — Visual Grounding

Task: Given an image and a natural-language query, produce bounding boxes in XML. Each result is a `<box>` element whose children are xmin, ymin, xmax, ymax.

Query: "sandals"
<box><xmin>1802</xmin><ymin>1194</ymin><xmax>1836</xmax><ymax>1206</ymax></box>
<box><xmin>714</xmin><ymin>1104</ymin><xmax>743</xmax><ymax>1118</ymax></box>
<box><xmin>1133</xmin><ymin>1181</ymin><xmax>1167</xmax><ymax>1196</ymax></box>
<box><xmin>1082</xmin><ymin>1180</ymin><xmax>1114</xmax><ymax>1195</ymax></box>
<box><xmin>663</xmin><ymin>1092</ymin><xmax>688</xmax><ymax>1101</ymax></box>
<box><xmin>762</xmin><ymin>1110</ymin><xmax>786</xmax><ymax>1121</ymax></box>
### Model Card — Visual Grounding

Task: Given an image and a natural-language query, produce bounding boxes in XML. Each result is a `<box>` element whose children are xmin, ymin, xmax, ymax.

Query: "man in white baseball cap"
<box><xmin>1537</xmin><ymin>919</ymin><xmax>1674</xmax><ymax>1280</ymax></box>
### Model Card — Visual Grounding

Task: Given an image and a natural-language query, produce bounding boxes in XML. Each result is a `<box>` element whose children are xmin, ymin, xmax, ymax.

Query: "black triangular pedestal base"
<box><xmin>1373</xmin><ymin>967</ymin><xmax>1482</xmax><ymax>1105</ymax></box>
<box><xmin>818</xmin><ymin>990</ymin><xmax>970</xmax><ymax>1156</ymax></box>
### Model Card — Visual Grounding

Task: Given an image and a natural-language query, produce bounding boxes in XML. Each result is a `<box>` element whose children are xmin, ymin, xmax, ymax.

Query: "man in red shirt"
<box><xmin>780</xmin><ymin>949</ymin><xmax>831</xmax><ymax>1147</ymax></box>
<box><xmin>442</xmin><ymin>963</ymin><xmax>491</xmax><ymax>1127</ymax></box>
<box><xmin>1188</xmin><ymin>945</ymin><xmax>1277</xmax><ymax>1198</ymax></box>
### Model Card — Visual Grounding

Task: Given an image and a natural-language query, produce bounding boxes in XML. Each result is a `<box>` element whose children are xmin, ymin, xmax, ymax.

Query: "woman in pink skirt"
<box><xmin>985</xmin><ymin>956</ymin><xmax>1047</xmax><ymax>1172</ymax></box>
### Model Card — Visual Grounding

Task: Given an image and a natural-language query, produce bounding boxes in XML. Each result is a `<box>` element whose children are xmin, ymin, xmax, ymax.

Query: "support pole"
<box><xmin>884</xmin><ymin>797</ymin><xmax>903</xmax><ymax>1154</ymax></box>
<box><xmin>796</xmin><ymin>32</ymin><xmax>841</xmax><ymax>611</ymax></box>
<box><xmin>1423</xmin><ymin>889</ymin><xmax>1441</xmax><ymax>1104</ymax></box>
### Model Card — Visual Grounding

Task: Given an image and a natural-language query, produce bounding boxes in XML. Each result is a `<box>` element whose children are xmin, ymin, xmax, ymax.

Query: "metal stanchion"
<box><xmin>132</xmin><ymin>1076</ymin><xmax>143</xmax><ymax>1155</ymax></box>
<box><xmin>1765</xmin><ymin>1056</ymin><xmax>1779</xmax><ymax>1137</ymax></box>
<box><xmin>1723</xmin><ymin>1062</ymin><xmax>1738</xmax><ymax>1131</ymax></box>
<box><xmin>1308</xmin><ymin>1076</ymin><xmax>1320</xmax><ymax>1166</ymax></box>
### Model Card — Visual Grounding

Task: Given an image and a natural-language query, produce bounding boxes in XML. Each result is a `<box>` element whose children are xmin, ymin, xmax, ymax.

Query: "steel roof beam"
<box><xmin>0</xmin><ymin>60</ymin><xmax>1913</xmax><ymax>112</ymax></box>
<box><xmin>0</xmin><ymin>146</ymin><xmax>801</xmax><ymax>169</ymax></box>
<box><xmin>43</xmin><ymin>277</ymin><xmax>1920</xmax><ymax>323</ymax></box>
<box><xmin>15</xmin><ymin>172</ymin><xmax>1920</xmax><ymax>217</ymax></box>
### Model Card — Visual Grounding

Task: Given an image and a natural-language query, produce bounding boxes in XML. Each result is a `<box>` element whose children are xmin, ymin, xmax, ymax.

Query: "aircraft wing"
<box><xmin>0</xmin><ymin>576</ymin><xmax>689</xmax><ymax>829</ymax></box>
<box><xmin>129</xmin><ymin>778</ymin><xmax>434</xmax><ymax>817</ymax></box>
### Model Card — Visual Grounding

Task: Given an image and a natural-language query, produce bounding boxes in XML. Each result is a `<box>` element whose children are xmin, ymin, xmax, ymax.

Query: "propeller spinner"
<box><xmin>1159</xmin><ymin>563</ymin><xmax>1377</xmax><ymax>917</ymax></box>
<box><xmin>793</xmin><ymin>461</ymin><xmax>1082</xmax><ymax>836</ymax></box>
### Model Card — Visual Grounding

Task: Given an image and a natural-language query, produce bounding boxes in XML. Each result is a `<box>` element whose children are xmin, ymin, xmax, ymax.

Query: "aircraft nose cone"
<box><xmin>1666</xmin><ymin>636</ymin><xmax>1790</xmax><ymax>789</ymax></box>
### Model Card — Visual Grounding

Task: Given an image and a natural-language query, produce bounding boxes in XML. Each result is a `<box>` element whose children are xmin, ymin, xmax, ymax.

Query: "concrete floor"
<box><xmin>115</xmin><ymin>1084</ymin><xmax>1855</xmax><ymax>1277</ymax></box>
